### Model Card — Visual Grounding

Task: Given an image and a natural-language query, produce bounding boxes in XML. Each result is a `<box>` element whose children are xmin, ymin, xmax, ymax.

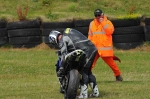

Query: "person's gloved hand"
<box><xmin>57</xmin><ymin>66</ymin><xmax>64</xmax><ymax>77</ymax></box>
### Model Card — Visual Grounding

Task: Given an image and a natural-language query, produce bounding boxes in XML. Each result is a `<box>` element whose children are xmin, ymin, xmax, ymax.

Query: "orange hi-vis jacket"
<box><xmin>88</xmin><ymin>16</ymin><xmax>114</xmax><ymax>57</ymax></box>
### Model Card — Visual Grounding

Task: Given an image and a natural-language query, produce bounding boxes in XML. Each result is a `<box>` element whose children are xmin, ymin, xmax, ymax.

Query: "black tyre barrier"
<box><xmin>112</xmin><ymin>26</ymin><xmax>144</xmax><ymax>50</ymax></box>
<box><xmin>0</xmin><ymin>20</ymin><xmax>7</xmax><ymax>28</ymax></box>
<box><xmin>0</xmin><ymin>37</ymin><xmax>8</xmax><ymax>47</ymax></box>
<box><xmin>144</xmin><ymin>26</ymin><xmax>150</xmax><ymax>41</ymax></box>
<box><xmin>8</xmin><ymin>28</ymin><xmax>41</xmax><ymax>37</ymax></box>
<box><xmin>74</xmin><ymin>19</ymin><xmax>92</xmax><ymax>27</ymax></box>
<box><xmin>111</xmin><ymin>19</ymin><xmax>140</xmax><ymax>28</ymax></box>
<box><xmin>42</xmin><ymin>28</ymin><xmax>65</xmax><ymax>36</ymax></box>
<box><xmin>0</xmin><ymin>28</ymin><xmax>7</xmax><ymax>36</ymax></box>
<box><xmin>113</xmin><ymin>26</ymin><xmax>144</xmax><ymax>35</ymax></box>
<box><xmin>113</xmin><ymin>34</ymin><xmax>144</xmax><ymax>43</ymax></box>
<box><xmin>7</xmin><ymin>19</ymin><xmax>41</xmax><ymax>30</ymax></box>
<box><xmin>144</xmin><ymin>33</ymin><xmax>150</xmax><ymax>41</ymax></box>
<box><xmin>113</xmin><ymin>42</ymin><xmax>143</xmax><ymax>50</ymax></box>
<box><xmin>42</xmin><ymin>21</ymin><xmax>74</xmax><ymax>29</ymax></box>
<box><xmin>1</xmin><ymin>18</ymin><xmax>150</xmax><ymax>49</ymax></box>
<box><xmin>9</xmin><ymin>36</ymin><xmax>42</xmax><ymax>45</ymax></box>
<box><xmin>113</xmin><ymin>26</ymin><xmax>144</xmax><ymax>43</ymax></box>
<box><xmin>7</xmin><ymin>19</ymin><xmax>42</xmax><ymax>48</ymax></box>
<box><xmin>0</xmin><ymin>19</ymin><xmax>8</xmax><ymax>47</ymax></box>
<box><xmin>144</xmin><ymin>18</ymin><xmax>150</xmax><ymax>25</ymax></box>
<box><xmin>73</xmin><ymin>27</ymin><xmax>89</xmax><ymax>35</ymax></box>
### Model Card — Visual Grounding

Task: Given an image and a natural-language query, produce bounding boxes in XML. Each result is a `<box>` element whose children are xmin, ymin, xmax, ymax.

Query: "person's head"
<box><xmin>49</xmin><ymin>30</ymin><xmax>62</xmax><ymax>45</ymax></box>
<box><xmin>94</xmin><ymin>9</ymin><xmax>104</xmax><ymax>20</ymax></box>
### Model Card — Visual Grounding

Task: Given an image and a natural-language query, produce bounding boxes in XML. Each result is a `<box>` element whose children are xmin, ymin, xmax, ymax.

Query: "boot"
<box><xmin>116</xmin><ymin>75</ymin><xmax>123</xmax><ymax>82</ymax></box>
<box><xmin>57</xmin><ymin>77</ymin><xmax>64</xmax><ymax>94</ymax></box>
<box><xmin>77</xmin><ymin>84</ymin><xmax>88</xmax><ymax>99</ymax></box>
<box><xmin>60</xmin><ymin>84</ymin><xmax>64</xmax><ymax>94</ymax></box>
<box><xmin>89</xmin><ymin>82</ymin><xmax>100</xmax><ymax>97</ymax></box>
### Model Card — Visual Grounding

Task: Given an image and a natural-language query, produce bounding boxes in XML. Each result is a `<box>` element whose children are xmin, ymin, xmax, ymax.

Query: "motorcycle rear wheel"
<box><xmin>64</xmin><ymin>69</ymin><xmax>80</xmax><ymax>99</ymax></box>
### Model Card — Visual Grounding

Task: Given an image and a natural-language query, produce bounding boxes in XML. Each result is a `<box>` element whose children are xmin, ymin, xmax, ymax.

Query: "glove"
<box><xmin>57</xmin><ymin>66</ymin><xmax>64</xmax><ymax>77</ymax></box>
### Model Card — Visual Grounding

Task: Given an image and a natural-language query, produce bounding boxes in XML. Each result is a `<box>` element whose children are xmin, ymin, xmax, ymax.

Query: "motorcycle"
<box><xmin>55</xmin><ymin>49</ymin><xmax>86</xmax><ymax>99</ymax></box>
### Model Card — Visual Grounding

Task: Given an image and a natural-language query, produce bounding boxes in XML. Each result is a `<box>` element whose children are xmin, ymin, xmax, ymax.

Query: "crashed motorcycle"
<box><xmin>55</xmin><ymin>49</ymin><xmax>86</xmax><ymax>99</ymax></box>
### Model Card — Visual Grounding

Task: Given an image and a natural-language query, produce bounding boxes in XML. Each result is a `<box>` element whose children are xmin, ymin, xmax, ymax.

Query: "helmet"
<box><xmin>94</xmin><ymin>9</ymin><xmax>103</xmax><ymax>16</ymax></box>
<box><xmin>49</xmin><ymin>30</ymin><xmax>62</xmax><ymax>45</ymax></box>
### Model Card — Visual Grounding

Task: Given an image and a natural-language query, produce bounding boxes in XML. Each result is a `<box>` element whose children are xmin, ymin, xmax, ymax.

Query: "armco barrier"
<box><xmin>0</xmin><ymin>17</ymin><xmax>150</xmax><ymax>50</ymax></box>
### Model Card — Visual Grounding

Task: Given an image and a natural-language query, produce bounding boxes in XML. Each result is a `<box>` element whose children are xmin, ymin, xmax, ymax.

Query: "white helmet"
<box><xmin>49</xmin><ymin>30</ymin><xmax>62</xmax><ymax>45</ymax></box>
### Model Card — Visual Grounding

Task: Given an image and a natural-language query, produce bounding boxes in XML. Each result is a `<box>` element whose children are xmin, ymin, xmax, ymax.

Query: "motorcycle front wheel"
<box><xmin>64</xmin><ymin>69</ymin><xmax>80</xmax><ymax>99</ymax></box>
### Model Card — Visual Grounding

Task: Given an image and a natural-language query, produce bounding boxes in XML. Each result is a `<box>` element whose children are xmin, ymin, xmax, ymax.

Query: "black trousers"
<box><xmin>80</xmin><ymin>48</ymin><xmax>98</xmax><ymax>87</ymax></box>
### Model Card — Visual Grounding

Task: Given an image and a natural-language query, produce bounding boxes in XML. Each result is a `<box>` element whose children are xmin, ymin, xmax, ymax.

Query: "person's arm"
<box><xmin>58</xmin><ymin>36</ymin><xmax>69</xmax><ymax>68</ymax></box>
<box><xmin>59</xmin><ymin>40</ymin><xmax>67</xmax><ymax>64</ymax></box>
<box><xmin>101</xmin><ymin>19</ymin><xmax>114</xmax><ymax>36</ymax></box>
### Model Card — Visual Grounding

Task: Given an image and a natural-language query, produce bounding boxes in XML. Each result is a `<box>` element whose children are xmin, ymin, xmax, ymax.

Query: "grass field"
<box><xmin>0</xmin><ymin>44</ymin><xmax>150</xmax><ymax>99</ymax></box>
<box><xmin>0</xmin><ymin>0</ymin><xmax>150</xmax><ymax>99</ymax></box>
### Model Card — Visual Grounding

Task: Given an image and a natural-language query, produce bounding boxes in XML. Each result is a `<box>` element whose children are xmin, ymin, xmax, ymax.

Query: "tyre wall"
<box><xmin>143</xmin><ymin>18</ymin><xmax>150</xmax><ymax>42</ymax></box>
<box><xmin>73</xmin><ymin>19</ymin><xmax>92</xmax><ymax>37</ymax></box>
<box><xmin>7</xmin><ymin>19</ymin><xmax>42</xmax><ymax>48</ymax></box>
<box><xmin>0</xmin><ymin>20</ymin><xmax>8</xmax><ymax>47</ymax></box>
<box><xmin>1</xmin><ymin>17</ymin><xmax>150</xmax><ymax>50</ymax></box>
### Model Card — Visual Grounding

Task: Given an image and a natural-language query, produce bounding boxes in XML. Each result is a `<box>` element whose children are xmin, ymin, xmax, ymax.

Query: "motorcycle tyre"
<box><xmin>64</xmin><ymin>69</ymin><xmax>80</xmax><ymax>99</ymax></box>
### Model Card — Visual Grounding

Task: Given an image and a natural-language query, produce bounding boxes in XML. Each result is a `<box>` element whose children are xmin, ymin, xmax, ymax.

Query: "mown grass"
<box><xmin>0</xmin><ymin>0</ymin><xmax>150</xmax><ymax>22</ymax></box>
<box><xmin>1</xmin><ymin>1</ymin><xmax>150</xmax><ymax>99</ymax></box>
<box><xmin>0</xmin><ymin>44</ymin><xmax>150</xmax><ymax>99</ymax></box>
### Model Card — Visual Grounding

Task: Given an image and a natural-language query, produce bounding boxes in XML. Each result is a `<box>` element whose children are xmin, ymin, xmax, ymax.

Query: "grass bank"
<box><xmin>0</xmin><ymin>0</ymin><xmax>150</xmax><ymax>22</ymax></box>
<box><xmin>0</xmin><ymin>44</ymin><xmax>150</xmax><ymax>99</ymax></box>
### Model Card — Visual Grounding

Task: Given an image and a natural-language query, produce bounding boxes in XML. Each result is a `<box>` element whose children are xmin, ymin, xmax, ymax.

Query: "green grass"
<box><xmin>0</xmin><ymin>44</ymin><xmax>150</xmax><ymax>99</ymax></box>
<box><xmin>1</xmin><ymin>1</ymin><xmax>150</xmax><ymax>98</ymax></box>
<box><xmin>0</xmin><ymin>0</ymin><xmax>150</xmax><ymax>22</ymax></box>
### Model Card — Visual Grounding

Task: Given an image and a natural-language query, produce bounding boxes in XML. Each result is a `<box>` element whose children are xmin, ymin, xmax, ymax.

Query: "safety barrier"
<box><xmin>0</xmin><ymin>18</ymin><xmax>150</xmax><ymax>50</ymax></box>
<box><xmin>0</xmin><ymin>20</ymin><xmax>7</xmax><ymax>47</ymax></box>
